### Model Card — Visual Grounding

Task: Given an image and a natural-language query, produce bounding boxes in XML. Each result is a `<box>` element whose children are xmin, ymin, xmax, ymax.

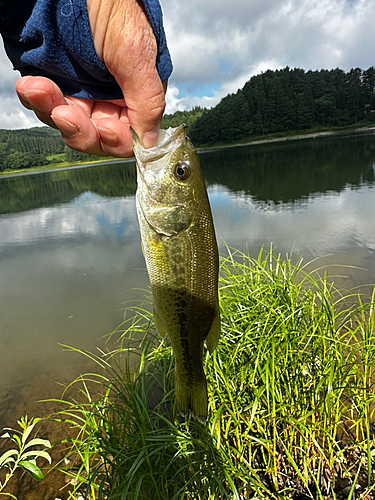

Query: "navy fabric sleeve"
<box><xmin>0</xmin><ymin>0</ymin><xmax>173</xmax><ymax>100</ymax></box>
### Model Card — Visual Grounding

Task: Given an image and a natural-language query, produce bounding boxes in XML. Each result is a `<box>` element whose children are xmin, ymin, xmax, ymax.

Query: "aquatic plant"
<box><xmin>0</xmin><ymin>416</ymin><xmax>52</xmax><ymax>499</ymax></box>
<box><xmin>51</xmin><ymin>248</ymin><xmax>375</xmax><ymax>499</ymax></box>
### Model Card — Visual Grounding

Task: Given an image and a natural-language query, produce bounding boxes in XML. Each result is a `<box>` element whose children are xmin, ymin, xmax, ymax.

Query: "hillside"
<box><xmin>164</xmin><ymin>67</ymin><xmax>375</xmax><ymax>147</ymax></box>
<box><xmin>0</xmin><ymin>66</ymin><xmax>374</xmax><ymax>172</ymax></box>
<box><xmin>0</xmin><ymin>127</ymin><xmax>64</xmax><ymax>171</ymax></box>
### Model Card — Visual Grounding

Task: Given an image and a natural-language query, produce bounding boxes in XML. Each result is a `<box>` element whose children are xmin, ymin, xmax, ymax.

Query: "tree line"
<box><xmin>0</xmin><ymin>127</ymin><xmax>64</xmax><ymax>171</ymax></box>
<box><xmin>0</xmin><ymin>126</ymin><xmax>105</xmax><ymax>172</ymax></box>
<box><xmin>164</xmin><ymin>67</ymin><xmax>375</xmax><ymax>146</ymax></box>
<box><xmin>1</xmin><ymin>66</ymin><xmax>374</xmax><ymax>172</ymax></box>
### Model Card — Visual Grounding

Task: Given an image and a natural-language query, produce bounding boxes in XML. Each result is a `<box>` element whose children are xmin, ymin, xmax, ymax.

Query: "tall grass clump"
<box><xmin>51</xmin><ymin>248</ymin><xmax>375</xmax><ymax>499</ymax></box>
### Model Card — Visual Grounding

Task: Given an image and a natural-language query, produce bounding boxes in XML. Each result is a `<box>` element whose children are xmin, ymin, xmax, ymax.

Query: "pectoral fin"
<box><xmin>153</xmin><ymin>306</ymin><xmax>167</xmax><ymax>338</ymax></box>
<box><xmin>205</xmin><ymin>302</ymin><xmax>220</xmax><ymax>354</ymax></box>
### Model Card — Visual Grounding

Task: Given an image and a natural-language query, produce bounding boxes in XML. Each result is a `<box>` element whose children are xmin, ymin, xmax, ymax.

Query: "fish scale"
<box><xmin>131</xmin><ymin>125</ymin><xmax>220</xmax><ymax>422</ymax></box>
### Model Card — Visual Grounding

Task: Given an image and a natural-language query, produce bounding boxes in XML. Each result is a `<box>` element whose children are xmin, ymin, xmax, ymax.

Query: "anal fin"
<box><xmin>205</xmin><ymin>302</ymin><xmax>221</xmax><ymax>354</ymax></box>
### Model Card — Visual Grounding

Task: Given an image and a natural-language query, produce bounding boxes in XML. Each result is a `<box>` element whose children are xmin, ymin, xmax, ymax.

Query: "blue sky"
<box><xmin>173</xmin><ymin>82</ymin><xmax>223</xmax><ymax>100</ymax></box>
<box><xmin>0</xmin><ymin>0</ymin><xmax>374</xmax><ymax>126</ymax></box>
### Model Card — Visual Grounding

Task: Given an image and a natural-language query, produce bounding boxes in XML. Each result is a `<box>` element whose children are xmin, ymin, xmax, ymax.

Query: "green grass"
<box><xmin>48</xmin><ymin>248</ymin><xmax>375</xmax><ymax>499</ymax></box>
<box><xmin>46</xmin><ymin>153</ymin><xmax>67</xmax><ymax>164</ymax></box>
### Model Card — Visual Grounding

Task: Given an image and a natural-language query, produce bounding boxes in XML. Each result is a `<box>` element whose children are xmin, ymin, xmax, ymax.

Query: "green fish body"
<box><xmin>131</xmin><ymin>125</ymin><xmax>220</xmax><ymax>422</ymax></box>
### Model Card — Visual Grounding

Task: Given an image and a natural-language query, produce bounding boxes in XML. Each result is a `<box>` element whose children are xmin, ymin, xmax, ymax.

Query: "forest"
<box><xmin>0</xmin><ymin>66</ymin><xmax>374</xmax><ymax>172</ymax></box>
<box><xmin>163</xmin><ymin>66</ymin><xmax>375</xmax><ymax>146</ymax></box>
<box><xmin>0</xmin><ymin>127</ymin><xmax>64</xmax><ymax>172</ymax></box>
<box><xmin>0</xmin><ymin>125</ymin><xmax>108</xmax><ymax>172</ymax></box>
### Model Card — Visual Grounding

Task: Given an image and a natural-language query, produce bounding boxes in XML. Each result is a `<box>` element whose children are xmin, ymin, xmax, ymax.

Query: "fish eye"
<box><xmin>174</xmin><ymin>162</ymin><xmax>190</xmax><ymax>181</ymax></box>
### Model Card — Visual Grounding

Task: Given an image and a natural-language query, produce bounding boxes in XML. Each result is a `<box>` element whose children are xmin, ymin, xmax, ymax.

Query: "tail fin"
<box><xmin>175</xmin><ymin>375</ymin><xmax>208</xmax><ymax>423</ymax></box>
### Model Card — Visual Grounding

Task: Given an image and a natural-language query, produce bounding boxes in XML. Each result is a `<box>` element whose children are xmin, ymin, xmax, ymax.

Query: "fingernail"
<box><xmin>16</xmin><ymin>92</ymin><xmax>33</xmax><ymax>110</ymax></box>
<box><xmin>97</xmin><ymin>126</ymin><xmax>118</xmax><ymax>147</ymax></box>
<box><xmin>58</xmin><ymin>119</ymin><xmax>80</xmax><ymax>139</ymax></box>
<box><xmin>24</xmin><ymin>90</ymin><xmax>53</xmax><ymax>112</ymax></box>
<box><xmin>142</xmin><ymin>130</ymin><xmax>159</xmax><ymax>149</ymax></box>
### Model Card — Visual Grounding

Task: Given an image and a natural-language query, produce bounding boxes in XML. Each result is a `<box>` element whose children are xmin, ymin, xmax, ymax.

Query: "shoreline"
<box><xmin>0</xmin><ymin>157</ymin><xmax>134</xmax><ymax>179</ymax></box>
<box><xmin>198</xmin><ymin>125</ymin><xmax>375</xmax><ymax>152</ymax></box>
<box><xmin>1</xmin><ymin>125</ymin><xmax>375</xmax><ymax>179</ymax></box>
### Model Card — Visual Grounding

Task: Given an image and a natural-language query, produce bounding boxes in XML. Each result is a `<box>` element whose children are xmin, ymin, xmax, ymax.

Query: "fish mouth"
<box><xmin>131</xmin><ymin>125</ymin><xmax>191</xmax><ymax>164</ymax></box>
<box><xmin>132</xmin><ymin>124</ymin><xmax>194</xmax><ymax>236</ymax></box>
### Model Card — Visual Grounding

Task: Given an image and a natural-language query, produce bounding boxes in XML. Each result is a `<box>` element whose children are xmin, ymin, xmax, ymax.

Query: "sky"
<box><xmin>0</xmin><ymin>0</ymin><xmax>374</xmax><ymax>128</ymax></box>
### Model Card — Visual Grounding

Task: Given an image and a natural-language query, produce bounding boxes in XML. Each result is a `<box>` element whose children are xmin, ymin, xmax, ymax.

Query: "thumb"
<box><xmin>110</xmin><ymin>4</ymin><xmax>167</xmax><ymax>148</ymax></box>
<box><xmin>121</xmin><ymin>67</ymin><xmax>167</xmax><ymax>149</ymax></box>
<box><xmin>88</xmin><ymin>0</ymin><xmax>167</xmax><ymax>148</ymax></box>
<box><xmin>105</xmin><ymin>11</ymin><xmax>167</xmax><ymax>148</ymax></box>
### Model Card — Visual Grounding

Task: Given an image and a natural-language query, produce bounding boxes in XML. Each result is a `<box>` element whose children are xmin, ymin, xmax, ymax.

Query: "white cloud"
<box><xmin>165</xmin><ymin>85</ymin><xmax>218</xmax><ymax>114</ymax></box>
<box><xmin>0</xmin><ymin>44</ymin><xmax>41</xmax><ymax>128</ymax></box>
<box><xmin>0</xmin><ymin>96</ymin><xmax>41</xmax><ymax>129</ymax></box>
<box><xmin>163</xmin><ymin>0</ymin><xmax>375</xmax><ymax>111</ymax></box>
<box><xmin>0</xmin><ymin>44</ymin><xmax>19</xmax><ymax>95</ymax></box>
<box><xmin>0</xmin><ymin>0</ymin><xmax>375</xmax><ymax>125</ymax></box>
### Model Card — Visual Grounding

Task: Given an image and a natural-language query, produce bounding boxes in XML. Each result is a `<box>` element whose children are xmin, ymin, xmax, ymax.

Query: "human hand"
<box><xmin>15</xmin><ymin>0</ymin><xmax>167</xmax><ymax>157</ymax></box>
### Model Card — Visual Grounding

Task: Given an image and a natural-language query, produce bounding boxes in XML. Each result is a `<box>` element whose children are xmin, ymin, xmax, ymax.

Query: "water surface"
<box><xmin>1</xmin><ymin>132</ymin><xmax>375</xmax><ymax>428</ymax></box>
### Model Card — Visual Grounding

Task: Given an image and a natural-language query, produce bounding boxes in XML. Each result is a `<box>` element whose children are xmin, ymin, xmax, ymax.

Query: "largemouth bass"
<box><xmin>131</xmin><ymin>125</ymin><xmax>220</xmax><ymax>422</ymax></box>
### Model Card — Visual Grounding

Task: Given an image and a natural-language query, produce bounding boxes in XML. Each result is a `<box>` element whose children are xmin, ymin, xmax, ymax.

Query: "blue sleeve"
<box><xmin>0</xmin><ymin>0</ymin><xmax>173</xmax><ymax>100</ymax></box>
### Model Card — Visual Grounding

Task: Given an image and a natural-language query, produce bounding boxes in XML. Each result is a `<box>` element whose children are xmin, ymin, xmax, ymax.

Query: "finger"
<box><xmin>15</xmin><ymin>76</ymin><xmax>68</xmax><ymax>129</ymax></box>
<box><xmin>90</xmin><ymin>100</ymin><xmax>123</xmax><ymax>123</ymax></box>
<box><xmin>51</xmin><ymin>104</ymin><xmax>107</xmax><ymax>156</ymax></box>
<box><xmin>90</xmin><ymin>102</ymin><xmax>133</xmax><ymax>157</ymax></box>
<box><xmin>96</xmin><ymin>117</ymin><xmax>133</xmax><ymax>157</ymax></box>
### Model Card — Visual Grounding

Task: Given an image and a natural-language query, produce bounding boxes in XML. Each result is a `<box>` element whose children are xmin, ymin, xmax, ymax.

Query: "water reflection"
<box><xmin>200</xmin><ymin>134</ymin><xmax>375</xmax><ymax>203</ymax></box>
<box><xmin>0</xmin><ymin>163</ymin><xmax>146</xmax><ymax>427</ymax></box>
<box><xmin>2</xmin><ymin>133</ymin><xmax>375</xmax><ymax>218</ymax></box>
<box><xmin>209</xmin><ymin>183</ymin><xmax>375</xmax><ymax>256</ymax></box>
<box><xmin>0</xmin><ymin>193</ymin><xmax>138</xmax><ymax>250</ymax></box>
<box><xmin>0</xmin><ymin>159</ymin><xmax>137</xmax><ymax>215</ymax></box>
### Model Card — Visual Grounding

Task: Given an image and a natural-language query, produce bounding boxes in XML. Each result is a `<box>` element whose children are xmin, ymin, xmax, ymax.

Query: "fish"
<box><xmin>131</xmin><ymin>124</ymin><xmax>220</xmax><ymax>422</ymax></box>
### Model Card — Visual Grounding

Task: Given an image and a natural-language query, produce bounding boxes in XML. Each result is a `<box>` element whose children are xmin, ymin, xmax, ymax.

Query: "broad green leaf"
<box><xmin>0</xmin><ymin>449</ymin><xmax>18</xmax><ymax>467</ymax></box>
<box><xmin>21</xmin><ymin>450</ymin><xmax>52</xmax><ymax>464</ymax></box>
<box><xmin>21</xmin><ymin>423</ymin><xmax>35</xmax><ymax>445</ymax></box>
<box><xmin>18</xmin><ymin>461</ymin><xmax>44</xmax><ymax>481</ymax></box>
<box><xmin>23</xmin><ymin>438</ymin><xmax>51</xmax><ymax>450</ymax></box>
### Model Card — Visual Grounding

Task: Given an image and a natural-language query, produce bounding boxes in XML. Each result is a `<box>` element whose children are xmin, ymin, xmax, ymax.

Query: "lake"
<box><xmin>1</xmin><ymin>132</ymin><xmax>375</xmax><ymax>430</ymax></box>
